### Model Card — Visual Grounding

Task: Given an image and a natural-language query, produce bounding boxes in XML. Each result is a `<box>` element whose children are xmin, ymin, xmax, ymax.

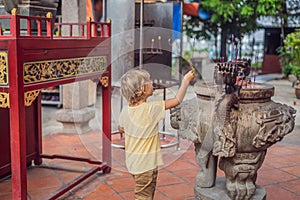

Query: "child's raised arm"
<box><xmin>165</xmin><ymin>70</ymin><xmax>195</xmax><ymax>110</ymax></box>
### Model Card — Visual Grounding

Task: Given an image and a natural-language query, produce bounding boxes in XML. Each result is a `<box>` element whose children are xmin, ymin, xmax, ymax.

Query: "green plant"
<box><xmin>284</xmin><ymin>29</ymin><xmax>300</xmax><ymax>66</ymax></box>
<box><xmin>279</xmin><ymin>29</ymin><xmax>300</xmax><ymax>79</ymax></box>
<box><xmin>292</xmin><ymin>65</ymin><xmax>300</xmax><ymax>79</ymax></box>
<box><xmin>277</xmin><ymin>45</ymin><xmax>293</xmax><ymax>72</ymax></box>
<box><xmin>282</xmin><ymin>64</ymin><xmax>294</xmax><ymax>77</ymax></box>
<box><xmin>185</xmin><ymin>0</ymin><xmax>288</xmax><ymax>60</ymax></box>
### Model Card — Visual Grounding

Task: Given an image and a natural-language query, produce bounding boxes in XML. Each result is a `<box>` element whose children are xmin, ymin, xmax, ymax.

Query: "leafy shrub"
<box><xmin>282</xmin><ymin>64</ymin><xmax>294</xmax><ymax>77</ymax></box>
<box><xmin>279</xmin><ymin>30</ymin><xmax>300</xmax><ymax>79</ymax></box>
<box><xmin>291</xmin><ymin>65</ymin><xmax>300</xmax><ymax>79</ymax></box>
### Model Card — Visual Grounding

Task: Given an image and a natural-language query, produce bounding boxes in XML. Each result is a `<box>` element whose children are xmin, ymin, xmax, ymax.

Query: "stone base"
<box><xmin>56</xmin><ymin>108</ymin><xmax>95</xmax><ymax>134</ymax></box>
<box><xmin>195</xmin><ymin>177</ymin><xmax>266</xmax><ymax>200</ymax></box>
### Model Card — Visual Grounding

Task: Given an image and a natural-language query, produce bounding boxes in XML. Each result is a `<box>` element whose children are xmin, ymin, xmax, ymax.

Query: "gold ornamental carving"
<box><xmin>0</xmin><ymin>92</ymin><xmax>9</xmax><ymax>108</ymax></box>
<box><xmin>23</xmin><ymin>56</ymin><xmax>107</xmax><ymax>85</ymax></box>
<box><xmin>0</xmin><ymin>90</ymin><xmax>40</xmax><ymax>108</ymax></box>
<box><xmin>24</xmin><ymin>90</ymin><xmax>40</xmax><ymax>107</ymax></box>
<box><xmin>0</xmin><ymin>52</ymin><xmax>8</xmax><ymax>86</ymax></box>
<box><xmin>86</xmin><ymin>16</ymin><xmax>92</xmax><ymax>22</ymax></box>
<box><xmin>11</xmin><ymin>8</ymin><xmax>18</xmax><ymax>15</ymax></box>
<box><xmin>100</xmin><ymin>76</ymin><xmax>109</xmax><ymax>87</ymax></box>
<box><xmin>46</xmin><ymin>12</ymin><xmax>53</xmax><ymax>18</ymax></box>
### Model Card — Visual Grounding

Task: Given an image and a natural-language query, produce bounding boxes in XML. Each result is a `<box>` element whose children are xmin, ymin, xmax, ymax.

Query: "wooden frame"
<box><xmin>0</xmin><ymin>10</ymin><xmax>111</xmax><ymax>200</ymax></box>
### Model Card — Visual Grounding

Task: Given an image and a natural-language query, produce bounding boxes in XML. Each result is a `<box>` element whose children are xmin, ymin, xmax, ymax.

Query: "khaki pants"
<box><xmin>132</xmin><ymin>168</ymin><xmax>158</xmax><ymax>200</ymax></box>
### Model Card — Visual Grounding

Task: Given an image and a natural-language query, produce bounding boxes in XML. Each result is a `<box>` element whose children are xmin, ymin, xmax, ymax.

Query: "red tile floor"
<box><xmin>1</xmin><ymin>131</ymin><xmax>300</xmax><ymax>200</ymax></box>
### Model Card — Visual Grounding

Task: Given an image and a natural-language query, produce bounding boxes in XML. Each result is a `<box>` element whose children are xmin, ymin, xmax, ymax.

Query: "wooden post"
<box><xmin>27</xmin><ymin>19</ymin><xmax>31</xmax><ymax>36</ymax></box>
<box><xmin>57</xmin><ymin>24</ymin><xmax>61</xmax><ymax>37</ymax></box>
<box><xmin>10</xmin><ymin>8</ymin><xmax>19</xmax><ymax>38</ymax></box>
<box><xmin>102</xmin><ymin>70</ymin><xmax>112</xmax><ymax>173</ymax></box>
<box><xmin>106</xmin><ymin>19</ymin><xmax>111</xmax><ymax>37</ymax></box>
<box><xmin>9</xmin><ymin>8</ymin><xmax>27</xmax><ymax>200</ymax></box>
<box><xmin>37</xmin><ymin>19</ymin><xmax>42</xmax><ymax>36</ymax></box>
<box><xmin>46</xmin><ymin>12</ymin><xmax>53</xmax><ymax>39</ymax></box>
<box><xmin>87</xmin><ymin>17</ymin><xmax>91</xmax><ymax>39</ymax></box>
<box><xmin>81</xmin><ymin>24</ymin><xmax>85</xmax><ymax>37</ymax></box>
<box><xmin>34</xmin><ymin>94</ymin><xmax>43</xmax><ymax>165</ymax></box>
<box><xmin>70</xmin><ymin>24</ymin><xmax>73</xmax><ymax>36</ymax></box>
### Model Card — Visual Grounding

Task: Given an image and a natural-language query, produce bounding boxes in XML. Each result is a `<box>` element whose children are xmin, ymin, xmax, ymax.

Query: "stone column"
<box><xmin>56</xmin><ymin>0</ymin><xmax>96</xmax><ymax>134</ymax></box>
<box><xmin>107</xmin><ymin>0</ymin><xmax>135</xmax><ymax>82</ymax></box>
<box><xmin>61</xmin><ymin>0</ymin><xmax>86</xmax><ymax>36</ymax></box>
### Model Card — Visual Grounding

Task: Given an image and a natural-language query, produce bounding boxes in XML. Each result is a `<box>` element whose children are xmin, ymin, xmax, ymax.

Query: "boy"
<box><xmin>118</xmin><ymin>69</ymin><xmax>194</xmax><ymax>200</ymax></box>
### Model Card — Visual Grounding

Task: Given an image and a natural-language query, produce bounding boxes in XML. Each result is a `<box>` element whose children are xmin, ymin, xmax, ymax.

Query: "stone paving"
<box><xmin>0</xmin><ymin>77</ymin><xmax>299</xmax><ymax>200</ymax></box>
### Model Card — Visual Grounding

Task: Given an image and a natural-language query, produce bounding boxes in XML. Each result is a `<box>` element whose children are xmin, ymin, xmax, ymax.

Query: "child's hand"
<box><xmin>183</xmin><ymin>69</ymin><xmax>195</xmax><ymax>83</ymax></box>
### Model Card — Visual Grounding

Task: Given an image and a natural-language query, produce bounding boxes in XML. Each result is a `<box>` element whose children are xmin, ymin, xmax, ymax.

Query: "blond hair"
<box><xmin>120</xmin><ymin>69</ymin><xmax>151</xmax><ymax>105</ymax></box>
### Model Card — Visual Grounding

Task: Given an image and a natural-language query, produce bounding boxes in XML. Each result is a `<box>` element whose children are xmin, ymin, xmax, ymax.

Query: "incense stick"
<box><xmin>236</xmin><ymin>41</ymin><xmax>239</xmax><ymax>61</ymax></box>
<box><xmin>231</xmin><ymin>34</ymin><xmax>234</xmax><ymax>61</ymax></box>
<box><xmin>190</xmin><ymin>37</ymin><xmax>196</xmax><ymax>71</ymax></box>
<box><xmin>254</xmin><ymin>54</ymin><xmax>257</xmax><ymax>85</ymax></box>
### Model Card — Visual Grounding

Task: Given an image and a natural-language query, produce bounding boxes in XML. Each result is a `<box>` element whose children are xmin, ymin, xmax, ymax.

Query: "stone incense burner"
<box><xmin>171</xmin><ymin>60</ymin><xmax>296</xmax><ymax>200</ymax></box>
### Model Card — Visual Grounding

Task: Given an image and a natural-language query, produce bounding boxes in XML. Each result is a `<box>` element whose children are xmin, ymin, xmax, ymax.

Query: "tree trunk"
<box><xmin>214</xmin><ymin>32</ymin><xmax>218</xmax><ymax>59</ymax></box>
<box><xmin>238</xmin><ymin>36</ymin><xmax>242</xmax><ymax>59</ymax></box>
<box><xmin>220</xmin><ymin>28</ymin><xmax>227</xmax><ymax>61</ymax></box>
<box><xmin>250</xmin><ymin>36</ymin><xmax>255</xmax><ymax>59</ymax></box>
<box><xmin>280</xmin><ymin>0</ymin><xmax>287</xmax><ymax>45</ymax></box>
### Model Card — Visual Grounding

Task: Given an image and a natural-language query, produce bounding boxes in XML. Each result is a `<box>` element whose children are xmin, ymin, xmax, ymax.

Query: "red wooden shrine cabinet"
<box><xmin>0</xmin><ymin>9</ymin><xmax>111</xmax><ymax>200</ymax></box>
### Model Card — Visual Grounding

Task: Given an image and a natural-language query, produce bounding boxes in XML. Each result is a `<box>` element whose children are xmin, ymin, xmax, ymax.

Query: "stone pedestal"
<box><xmin>195</xmin><ymin>177</ymin><xmax>266</xmax><ymax>200</ymax></box>
<box><xmin>56</xmin><ymin>81</ymin><xmax>95</xmax><ymax>134</ymax></box>
<box><xmin>56</xmin><ymin>107</ymin><xmax>95</xmax><ymax>134</ymax></box>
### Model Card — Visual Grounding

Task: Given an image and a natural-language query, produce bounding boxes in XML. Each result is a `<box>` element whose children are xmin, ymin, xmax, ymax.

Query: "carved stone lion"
<box><xmin>170</xmin><ymin>60</ymin><xmax>296</xmax><ymax>199</ymax></box>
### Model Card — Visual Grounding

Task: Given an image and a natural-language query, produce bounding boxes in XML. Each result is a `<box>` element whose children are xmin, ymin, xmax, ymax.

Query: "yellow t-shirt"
<box><xmin>118</xmin><ymin>101</ymin><xmax>165</xmax><ymax>175</ymax></box>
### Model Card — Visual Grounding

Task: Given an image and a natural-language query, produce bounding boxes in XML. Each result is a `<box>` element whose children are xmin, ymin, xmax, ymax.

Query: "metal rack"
<box><xmin>111</xmin><ymin>1</ymin><xmax>183</xmax><ymax>151</ymax></box>
<box><xmin>41</xmin><ymin>85</ymin><xmax>63</xmax><ymax>107</ymax></box>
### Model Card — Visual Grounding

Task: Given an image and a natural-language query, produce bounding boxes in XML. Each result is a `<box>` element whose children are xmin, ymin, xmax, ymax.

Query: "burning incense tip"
<box><xmin>191</xmin><ymin>67</ymin><xmax>196</xmax><ymax>73</ymax></box>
